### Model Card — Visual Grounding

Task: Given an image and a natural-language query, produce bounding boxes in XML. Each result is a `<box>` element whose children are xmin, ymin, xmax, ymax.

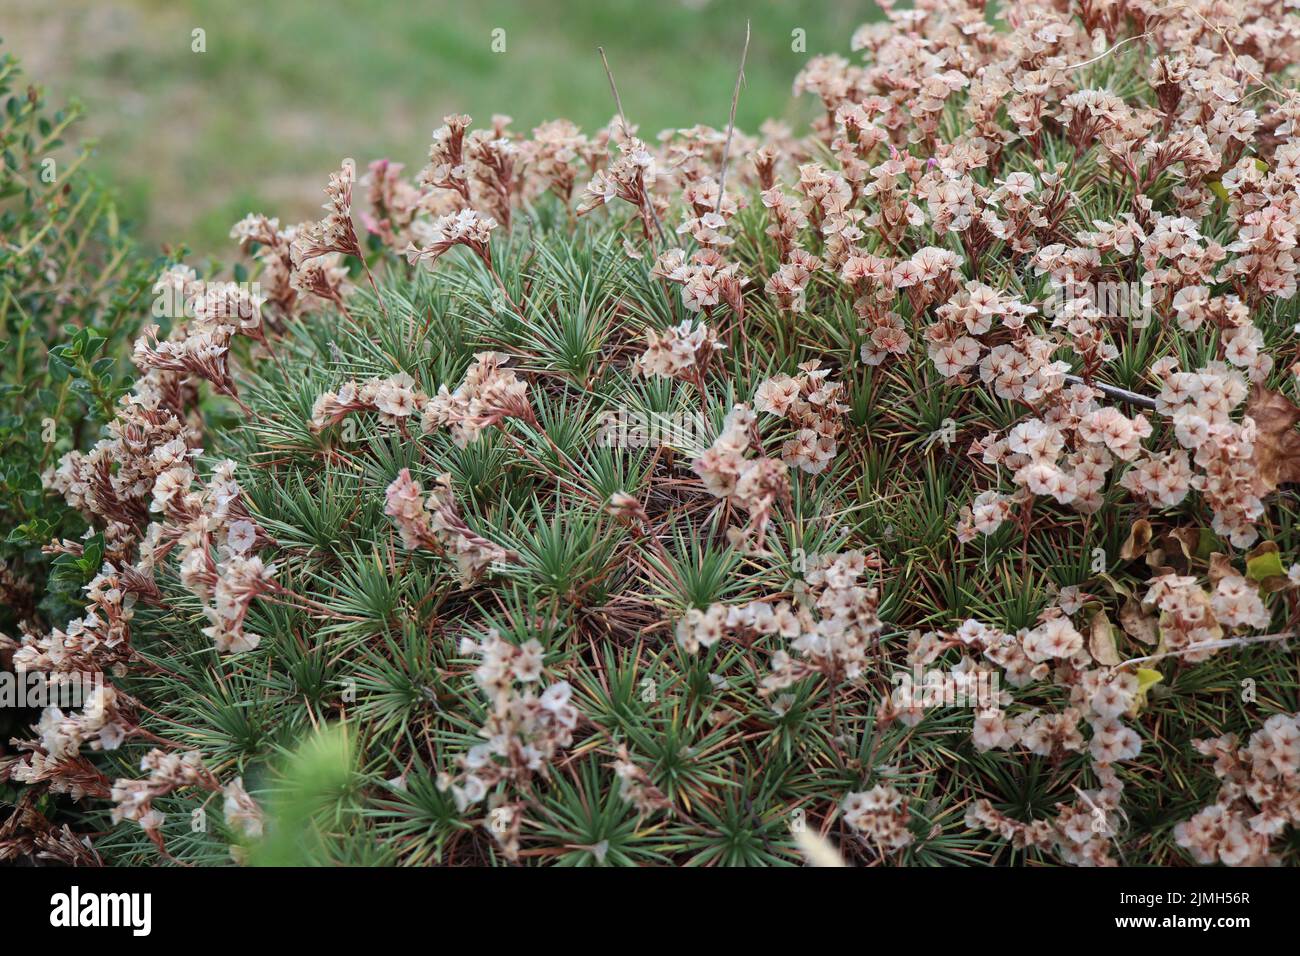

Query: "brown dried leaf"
<box><xmin>1247</xmin><ymin>385</ymin><xmax>1300</xmax><ymax>494</ymax></box>
<box><xmin>1089</xmin><ymin>610</ymin><xmax>1121</xmax><ymax>666</ymax></box>
<box><xmin>1121</xmin><ymin>519</ymin><xmax>1152</xmax><ymax>562</ymax></box>
<box><xmin>1164</xmin><ymin>527</ymin><xmax>1201</xmax><ymax>566</ymax></box>
<box><xmin>1119</xmin><ymin>598</ymin><xmax>1158</xmax><ymax>645</ymax></box>
<box><xmin>1207</xmin><ymin>552</ymin><xmax>1235</xmax><ymax>585</ymax></box>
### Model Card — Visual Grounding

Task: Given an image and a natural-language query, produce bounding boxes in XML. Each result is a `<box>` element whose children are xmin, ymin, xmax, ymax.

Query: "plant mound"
<box><xmin>5</xmin><ymin>1</ymin><xmax>1300</xmax><ymax>866</ymax></box>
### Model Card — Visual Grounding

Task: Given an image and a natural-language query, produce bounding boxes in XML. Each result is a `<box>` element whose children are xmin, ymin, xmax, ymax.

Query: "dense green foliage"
<box><xmin>0</xmin><ymin>52</ymin><xmax>159</xmax><ymax>775</ymax></box>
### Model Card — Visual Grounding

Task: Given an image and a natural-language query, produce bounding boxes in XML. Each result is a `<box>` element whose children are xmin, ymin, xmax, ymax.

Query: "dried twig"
<box><xmin>597</xmin><ymin>46</ymin><xmax>665</xmax><ymax>241</ymax></box>
<box><xmin>1113</xmin><ymin>630</ymin><xmax>1296</xmax><ymax>671</ymax></box>
<box><xmin>597</xmin><ymin>47</ymin><xmax>628</xmax><ymax>133</ymax></box>
<box><xmin>1063</xmin><ymin>373</ymin><xmax>1158</xmax><ymax>410</ymax></box>
<box><xmin>1063</xmin><ymin>32</ymin><xmax>1151</xmax><ymax>71</ymax></box>
<box><xmin>715</xmin><ymin>20</ymin><xmax>751</xmax><ymax>216</ymax></box>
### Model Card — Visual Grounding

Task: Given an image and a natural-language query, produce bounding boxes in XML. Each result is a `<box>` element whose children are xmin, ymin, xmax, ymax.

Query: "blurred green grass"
<box><xmin>4</xmin><ymin>0</ymin><xmax>872</xmax><ymax>257</ymax></box>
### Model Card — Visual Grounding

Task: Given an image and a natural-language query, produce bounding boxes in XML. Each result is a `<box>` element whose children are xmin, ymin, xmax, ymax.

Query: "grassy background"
<box><xmin>3</xmin><ymin>0</ymin><xmax>870</xmax><ymax>258</ymax></box>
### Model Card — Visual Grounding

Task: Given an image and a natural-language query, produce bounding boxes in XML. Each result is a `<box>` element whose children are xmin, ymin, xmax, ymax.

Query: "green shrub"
<box><xmin>0</xmin><ymin>49</ymin><xmax>159</xmax><ymax>627</ymax></box>
<box><xmin>5</xmin><ymin>3</ymin><xmax>1300</xmax><ymax>868</ymax></box>
<box><xmin>0</xmin><ymin>50</ymin><xmax>164</xmax><ymax>788</ymax></box>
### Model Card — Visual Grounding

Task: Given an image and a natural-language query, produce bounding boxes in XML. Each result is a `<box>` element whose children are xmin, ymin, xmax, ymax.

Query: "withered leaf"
<box><xmin>1089</xmin><ymin>610</ymin><xmax>1121</xmax><ymax>666</ymax></box>
<box><xmin>1121</xmin><ymin>519</ymin><xmax>1152</xmax><ymax>562</ymax></box>
<box><xmin>1164</xmin><ymin>527</ymin><xmax>1200</xmax><ymax>565</ymax></box>
<box><xmin>1119</xmin><ymin>597</ymin><xmax>1158</xmax><ymax>645</ymax></box>
<box><xmin>1207</xmin><ymin>551</ymin><xmax>1235</xmax><ymax>585</ymax></box>
<box><xmin>1245</xmin><ymin>540</ymin><xmax>1289</xmax><ymax>591</ymax></box>
<box><xmin>1246</xmin><ymin>385</ymin><xmax>1300</xmax><ymax>494</ymax></box>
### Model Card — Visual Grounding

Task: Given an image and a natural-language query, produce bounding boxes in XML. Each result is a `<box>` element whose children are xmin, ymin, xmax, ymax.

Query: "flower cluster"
<box><xmin>611</xmin><ymin>746</ymin><xmax>672</xmax><ymax>818</ymax></box>
<box><xmin>438</xmin><ymin>629</ymin><xmax>580</xmax><ymax>860</ymax></box>
<box><xmin>8</xmin><ymin>258</ymin><xmax>284</xmax><ymax>823</ymax></box>
<box><xmin>109</xmin><ymin>748</ymin><xmax>263</xmax><ymax>851</ymax></box>
<box><xmin>1135</xmin><ymin>361</ymin><xmax>1262</xmax><ymax>547</ymax></box>
<box><xmin>231</xmin><ymin>213</ymin><xmax>349</xmax><ymax>317</ymax></box>
<box><xmin>690</xmin><ymin>405</ymin><xmax>789</xmax><ymax>548</ymax></box>
<box><xmin>965</xmin><ymin>762</ymin><xmax>1127</xmax><ymax>867</ymax></box>
<box><xmin>151</xmin><ymin>458</ymin><xmax>276</xmax><ymax>654</ymax></box>
<box><xmin>290</xmin><ymin>161</ymin><xmax>364</xmax><ymax>264</ymax></box>
<box><xmin>842</xmin><ymin>785</ymin><xmax>913</xmax><ymax>853</ymax></box>
<box><xmin>762</xmin><ymin>550</ymin><xmax>884</xmax><ymax>694</ymax></box>
<box><xmin>958</xmin><ymin>393</ymin><xmax>1154</xmax><ymax>537</ymax></box>
<box><xmin>1175</xmin><ymin>713</ymin><xmax>1300</xmax><ymax>866</ymax></box>
<box><xmin>423</xmin><ymin>351</ymin><xmax>534</xmax><ymax>446</ymax></box>
<box><xmin>753</xmin><ymin>361</ymin><xmax>849</xmax><ymax>474</ymax></box>
<box><xmin>764</xmin><ymin>247</ymin><xmax>821</xmax><ymax>314</ymax></box>
<box><xmin>384</xmin><ymin>469</ymin><xmax>510</xmax><ymax>587</ymax></box>
<box><xmin>311</xmin><ymin>352</ymin><xmax>533</xmax><ymax>448</ymax></box>
<box><xmin>3</xmin><ymin>566</ymin><xmax>139</xmax><ymax>675</ymax></box>
<box><xmin>406</xmin><ymin>208</ymin><xmax>499</xmax><ymax>269</ymax></box>
<box><xmin>309</xmin><ymin>372</ymin><xmax>425</xmax><ymax>433</ymax></box>
<box><xmin>33</xmin><ymin>684</ymin><xmax>130</xmax><ymax>759</ymax></box>
<box><xmin>577</xmin><ymin>129</ymin><xmax>661</xmax><ymax>243</ymax></box>
<box><xmin>652</xmin><ymin>247</ymin><xmax>749</xmax><ymax>319</ymax></box>
<box><xmin>674</xmin><ymin>550</ymin><xmax>884</xmax><ymax>701</ymax></box>
<box><xmin>634</xmin><ymin>319</ymin><xmax>723</xmax><ymax>383</ymax></box>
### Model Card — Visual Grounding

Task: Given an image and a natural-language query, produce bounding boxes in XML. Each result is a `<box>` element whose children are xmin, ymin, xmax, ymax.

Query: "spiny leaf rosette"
<box><xmin>5</xmin><ymin>1</ymin><xmax>1300</xmax><ymax>867</ymax></box>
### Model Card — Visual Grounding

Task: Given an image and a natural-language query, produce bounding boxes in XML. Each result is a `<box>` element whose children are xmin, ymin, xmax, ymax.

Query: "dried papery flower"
<box><xmin>691</xmin><ymin>405</ymin><xmax>789</xmax><ymax>549</ymax></box>
<box><xmin>132</xmin><ymin>323</ymin><xmax>239</xmax><ymax>401</ymax></box>
<box><xmin>672</xmin><ymin>550</ymin><xmax>884</xmax><ymax>713</ymax></box>
<box><xmin>675</xmin><ymin>175</ymin><xmax>745</xmax><ymax>249</ymax></box>
<box><xmin>653</xmin><ymin>247</ymin><xmax>749</xmax><ymax>320</ymax></box>
<box><xmin>6</xmin><ymin>566</ymin><xmax>138</xmax><ymax>675</ymax></box>
<box><xmin>288</xmin><ymin>255</ymin><xmax>350</xmax><ymax>306</ymax></box>
<box><xmin>419</xmin><ymin>113</ymin><xmax>474</xmax><ymax>204</ymax></box>
<box><xmin>758</xmin><ymin>181</ymin><xmax>813</xmax><ymax>263</ymax></box>
<box><xmin>0</xmin><ymin>796</ymin><xmax>103</xmax><ymax>866</ymax></box>
<box><xmin>291</xmin><ymin>161</ymin><xmax>364</xmax><ymax>265</ymax></box>
<box><xmin>753</xmin><ymin>361</ymin><xmax>849</xmax><ymax>474</ymax></box>
<box><xmin>610</xmin><ymin>746</ymin><xmax>672</xmax><ymax>817</ymax></box>
<box><xmin>384</xmin><ymin>469</ymin><xmax>511</xmax><ymax>587</ymax></box>
<box><xmin>604</xmin><ymin>491</ymin><xmax>649</xmax><ymax>526</ymax></box>
<box><xmin>842</xmin><ymin>785</ymin><xmax>913</xmax><ymax>853</ymax></box>
<box><xmin>110</xmin><ymin>749</ymin><xmax>216</xmax><ymax>833</ymax></box>
<box><xmin>965</xmin><ymin>757</ymin><xmax>1127</xmax><ymax>867</ymax></box>
<box><xmin>222</xmin><ymin>777</ymin><xmax>266</xmax><ymax>841</ymax></box>
<box><xmin>761</xmin><ymin>551</ymin><xmax>883</xmax><ymax>691</ymax></box>
<box><xmin>108</xmin><ymin>749</ymin><xmax>260</xmax><ymax>854</ymax></box>
<box><xmin>202</xmin><ymin>555</ymin><xmax>276</xmax><ymax>654</ymax></box>
<box><xmin>230</xmin><ymin>214</ymin><xmax>304</xmax><ymax>322</ymax></box>
<box><xmin>1</xmin><ymin>746</ymin><xmax>111</xmax><ymax>801</ymax></box>
<box><xmin>360</xmin><ymin>158</ymin><xmax>425</xmax><ymax>249</ymax></box>
<box><xmin>31</xmin><ymin>683</ymin><xmax>131</xmax><ymax>758</ymax></box>
<box><xmin>1175</xmin><ymin>713</ymin><xmax>1300</xmax><ymax>866</ymax></box>
<box><xmin>635</xmin><ymin>319</ymin><xmax>723</xmax><ymax>383</ymax></box>
<box><xmin>577</xmin><ymin>132</ymin><xmax>661</xmax><ymax>241</ymax></box>
<box><xmin>148</xmin><ymin>457</ymin><xmax>277</xmax><ymax>654</ymax></box>
<box><xmin>438</xmin><ymin>629</ymin><xmax>579</xmax><ymax>860</ymax></box>
<box><xmin>526</xmin><ymin>119</ymin><xmax>592</xmax><ymax>204</ymax></box>
<box><xmin>405</xmin><ymin>208</ymin><xmax>499</xmax><ymax>269</ymax></box>
<box><xmin>309</xmin><ymin>372</ymin><xmax>428</xmax><ymax>433</ymax></box>
<box><xmin>468</xmin><ymin>127</ymin><xmax>519</xmax><ymax>229</ymax></box>
<box><xmin>421</xmin><ymin>351</ymin><xmax>534</xmax><ymax>446</ymax></box>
